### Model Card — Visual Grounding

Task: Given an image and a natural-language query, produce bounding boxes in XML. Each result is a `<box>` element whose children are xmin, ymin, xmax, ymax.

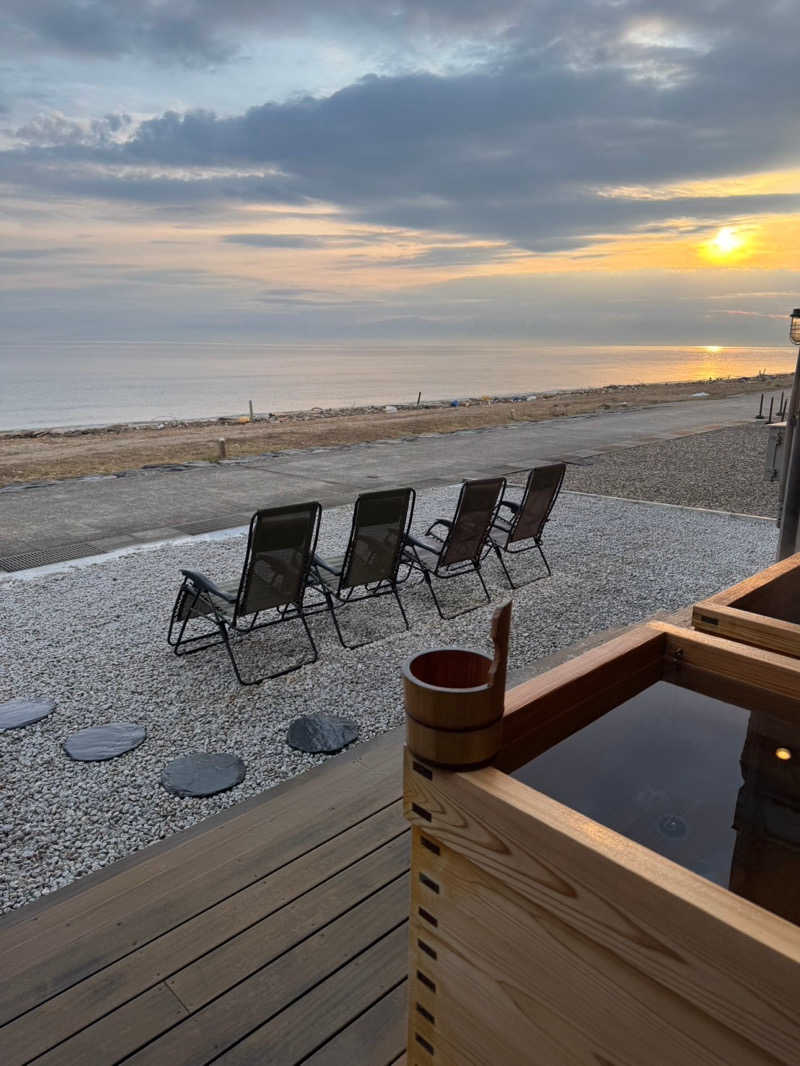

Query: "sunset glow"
<box><xmin>1</xmin><ymin>2</ymin><xmax>798</xmax><ymax>350</ymax></box>
<box><xmin>702</xmin><ymin>227</ymin><xmax>749</xmax><ymax>262</ymax></box>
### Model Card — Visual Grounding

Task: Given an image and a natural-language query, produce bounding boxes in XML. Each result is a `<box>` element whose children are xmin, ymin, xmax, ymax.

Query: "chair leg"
<box><xmin>420</xmin><ymin>569</ymin><xmax>447</xmax><ymax>620</ymax></box>
<box><xmin>168</xmin><ymin>585</ymin><xmax>225</xmax><ymax>656</ymax></box>
<box><xmin>392</xmin><ymin>584</ymin><xmax>410</xmax><ymax>631</ymax></box>
<box><xmin>219</xmin><ymin>625</ymin><xmax>253</xmax><ymax>686</ymax></box>
<box><xmin>475</xmin><ymin>566</ymin><xmax>491</xmax><ymax>602</ymax></box>
<box><xmin>298</xmin><ymin>610</ymin><xmax>320</xmax><ymax>666</ymax></box>
<box><xmin>167</xmin><ymin>581</ymin><xmax>196</xmax><ymax>647</ymax></box>
<box><xmin>536</xmin><ymin>541</ymin><xmax>553</xmax><ymax>577</ymax></box>
<box><xmin>421</xmin><ymin>566</ymin><xmax>491</xmax><ymax>620</ymax></box>
<box><xmin>493</xmin><ymin>541</ymin><xmax>553</xmax><ymax>589</ymax></box>
<box><xmin>222</xmin><ymin>609</ymin><xmax>319</xmax><ymax>685</ymax></box>
<box><xmin>323</xmin><ymin>588</ymin><xmax>351</xmax><ymax>649</ymax></box>
<box><xmin>241</xmin><ymin>611</ymin><xmax>262</xmax><ymax>633</ymax></box>
<box><xmin>323</xmin><ymin>583</ymin><xmax>409</xmax><ymax>650</ymax></box>
<box><xmin>493</xmin><ymin>545</ymin><xmax>518</xmax><ymax>589</ymax></box>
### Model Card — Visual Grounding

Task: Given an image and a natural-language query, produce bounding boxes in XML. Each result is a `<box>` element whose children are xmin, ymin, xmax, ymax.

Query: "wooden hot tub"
<box><xmin>403</xmin><ymin>620</ymin><xmax>800</xmax><ymax>1065</ymax></box>
<box><xmin>694</xmin><ymin>552</ymin><xmax>800</xmax><ymax>657</ymax></box>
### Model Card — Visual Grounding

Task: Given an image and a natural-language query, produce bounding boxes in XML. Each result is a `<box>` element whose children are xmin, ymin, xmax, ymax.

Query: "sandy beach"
<box><xmin>0</xmin><ymin>373</ymin><xmax>791</xmax><ymax>487</ymax></box>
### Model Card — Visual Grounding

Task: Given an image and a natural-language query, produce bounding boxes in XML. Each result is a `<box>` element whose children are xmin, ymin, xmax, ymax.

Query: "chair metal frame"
<box><xmin>306</xmin><ymin>487</ymin><xmax>416</xmax><ymax>649</ymax></box>
<box><xmin>488</xmin><ymin>463</ymin><xmax>565</xmax><ymax>588</ymax></box>
<box><xmin>167</xmin><ymin>502</ymin><xmax>322</xmax><ymax>685</ymax></box>
<box><xmin>403</xmin><ymin>477</ymin><xmax>506</xmax><ymax>619</ymax></box>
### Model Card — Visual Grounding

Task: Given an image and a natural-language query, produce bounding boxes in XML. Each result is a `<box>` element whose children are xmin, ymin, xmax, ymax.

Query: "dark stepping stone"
<box><xmin>161</xmin><ymin>753</ymin><xmax>246</xmax><ymax>797</ymax></box>
<box><xmin>0</xmin><ymin>698</ymin><xmax>56</xmax><ymax>731</ymax></box>
<box><xmin>63</xmin><ymin>722</ymin><xmax>146</xmax><ymax>762</ymax></box>
<box><xmin>287</xmin><ymin>714</ymin><xmax>359</xmax><ymax>755</ymax></box>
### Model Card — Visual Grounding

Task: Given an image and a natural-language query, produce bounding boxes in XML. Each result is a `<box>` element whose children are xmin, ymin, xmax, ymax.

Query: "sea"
<box><xmin>0</xmin><ymin>342</ymin><xmax>794</xmax><ymax>432</ymax></box>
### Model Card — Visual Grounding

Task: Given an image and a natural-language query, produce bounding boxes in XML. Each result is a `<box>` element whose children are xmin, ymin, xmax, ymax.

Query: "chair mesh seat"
<box><xmin>309</xmin><ymin>555</ymin><xmax>345</xmax><ymax>590</ymax></box>
<box><xmin>167</xmin><ymin>500</ymin><xmax>322</xmax><ymax>685</ymax></box>
<box><xmin>308</xmin><ymin>489</ymin><xmax>415</xmax><ymax>650</ymax></box>
<box><xmin>491</xmin><ymin>515</ymin><xmax>513</xmax><ymax>535</ymax></box>
<box><xmin>401</xmin><ymin>477</ymin><xmax>505</xmax><ymax>620</ymax></box>
<box><xmin>406</xmin><ymin>540</ymin><xmax>445</xmax><ymax>570</ymax></box>
<box><xmin>488</xmin><ymin>463</ymin><xmax>565</xmax><ymax>587</ymax></box>
<box><xmin>177</xmin><ymin>580</ymin><xmax>239</xmax><ymax>620</ymax></box>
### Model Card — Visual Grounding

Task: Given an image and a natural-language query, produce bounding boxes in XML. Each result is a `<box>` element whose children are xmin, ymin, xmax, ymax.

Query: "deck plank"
<box><xmin>2</xmin><ymin>804</ymin><xmax>407</xmax><ymax>1065</ymax></box>
<box><xmin>27</xmin><ymin>984</ymin><xmax>188</xmax><ymax>1066</ymax></box>
<box><xmin>213</xmin><ymin>926</ymin><xmax>409</xmax><ymax>1066</ymax></box>
<box><xmin>0</xmin><ymin>727</ymin><xmax>409</xmax><ymax>1066</ymax></box>
<box><xmin>167</xmin><ymin>832</ymin><xmax>410</xmax><ymax>1012</ymax></box>
<box><xmin>125</xmin><ymin>881</ymin><xmax>409</xmax><ymax>1066</ymax></box>
<box><xmin>0</xmin><ymin>727</ymin><xmax>401</xmax><ymax>948</ymax></box>
<box><xmin>1</xmin><ymin>731</ymin><xmax>402</xmax><ymax>1025</ymax></box>
<box><xmin>301</xmin><ymin>981</ymin><xmax>408</xmax><ymax>1065</ymax></box>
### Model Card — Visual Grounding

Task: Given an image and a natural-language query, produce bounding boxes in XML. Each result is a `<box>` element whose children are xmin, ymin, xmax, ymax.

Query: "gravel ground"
<box><xmin>564</xmin><ymin>422</ymin><xmax>780</xmax><ymax>516</ymax></box>
<box><xmin>0</xmin><ymin>485</ymin><xmax>776</xmax><ymax>912</ymax></box>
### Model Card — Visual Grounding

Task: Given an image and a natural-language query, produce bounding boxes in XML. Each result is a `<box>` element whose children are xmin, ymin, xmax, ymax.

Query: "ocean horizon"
<box><xmin>0</xmin><ymin>341</ymin><xmax>793</xmax><ymax>432</ymax></box>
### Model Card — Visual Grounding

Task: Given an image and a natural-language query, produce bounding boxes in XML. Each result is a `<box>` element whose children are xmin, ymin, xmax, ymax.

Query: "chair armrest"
<box><xmin>403</xmin><ymin>532</ymin><xmax>437</xmax><ymax>551</ymax></box>
<box><xmin>312</xmin><ymin>553</ymin><xmax>341</xmax><ymax>575</ymax></box>
<box><xmin>424</xmin><ymin>518</ymin><xmax>452</xmax><ymax>542</ymax></box>
<box><xmin>499</xmin><ymin>499</ymin><xmax>521</xmax><ymax>514</ymax></box>
<box><xmin>180</xmin><ymin>570</ymin><xmax>236</xmax><ymax>603</ymax></box>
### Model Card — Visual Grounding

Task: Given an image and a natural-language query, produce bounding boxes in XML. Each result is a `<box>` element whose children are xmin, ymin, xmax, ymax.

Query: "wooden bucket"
<box><xmin>403</xmin><ymin>601</ymin><xmax>511</xmax><ymax>768</ymax></box>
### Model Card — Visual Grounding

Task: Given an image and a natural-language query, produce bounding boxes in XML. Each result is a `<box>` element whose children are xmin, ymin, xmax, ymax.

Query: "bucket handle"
<box><xmin>487</xmin><ymin>599</ymin><xmax>512</xmax><ymax>694</ymax></box>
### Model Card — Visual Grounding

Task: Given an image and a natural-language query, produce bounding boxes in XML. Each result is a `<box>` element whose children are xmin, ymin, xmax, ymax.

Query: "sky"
<box><xmin>1</xmin><ymin>0</ymin><xmax>799</xmax><ymax>351</ymax></box>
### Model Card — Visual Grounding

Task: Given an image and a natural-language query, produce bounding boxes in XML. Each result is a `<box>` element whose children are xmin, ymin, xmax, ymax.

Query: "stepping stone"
<box><xmin>0</xmin><ymin>698</ymin><xmax>56</xmax><ymax>731</ymax></box>
<box><xmin>63</xmin><ymin>722</ymin><xmax>146</xmax><ymax>762</ymax></box>
<box><xmin>161</xmin><ymin>753</ymin><xmax>246</xmax><ymax>797</ymax></box>
<box><xmin>287</xmin><ymin>714</ymin><xmax>359</xmax><ymax>755</ymax></box>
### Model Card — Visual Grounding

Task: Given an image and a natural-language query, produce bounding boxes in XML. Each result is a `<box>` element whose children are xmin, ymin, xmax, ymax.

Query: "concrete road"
<box><xmin>0</xmin><ymin>393</ymin><xmax>763</xmax><ymax>571</ymax></box>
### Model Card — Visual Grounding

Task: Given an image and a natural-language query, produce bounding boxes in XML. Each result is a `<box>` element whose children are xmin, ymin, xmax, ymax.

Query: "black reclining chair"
<box><xmin>167</xmin><ymin>501</ymin><xmax>321</xmax><ymax>684</ymax></box>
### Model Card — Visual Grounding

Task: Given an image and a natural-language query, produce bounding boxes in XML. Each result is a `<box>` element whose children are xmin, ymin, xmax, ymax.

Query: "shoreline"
<box><xmin>0</xmin><ymin>372</ymin><xmax>791</xmax><ymax>488</ymax></box>
<box><xmin>0</xmin><ymin>372</ymin><xmax>791</xmax><ymax>439</ymax></box>
<box><xmin>3</xmin><ymin>390</ymin><xmax>561</xmax><ymax>439</ymax></box>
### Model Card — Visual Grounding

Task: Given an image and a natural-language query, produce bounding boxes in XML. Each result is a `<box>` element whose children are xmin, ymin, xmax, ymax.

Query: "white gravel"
<box><xmin>565</xmin><ymin>423</ymin><xmax>780</xmax><ymax>517</ymax></box>
<box><xmin>0</xmin><ymin>486</ymin><xmax>776</xmax><ymax>913</ymax></box>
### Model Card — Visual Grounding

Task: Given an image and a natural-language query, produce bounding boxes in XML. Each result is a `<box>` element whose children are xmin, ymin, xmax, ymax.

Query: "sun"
<box><xmin>712</xmin><ymin>227</ymin><xmax>743</xmax><ymax>254</ymax></box>
<box><xmin>702</xmin><ymin>226</ymin><xmax>748</xmax><ymax>261</ymax></box>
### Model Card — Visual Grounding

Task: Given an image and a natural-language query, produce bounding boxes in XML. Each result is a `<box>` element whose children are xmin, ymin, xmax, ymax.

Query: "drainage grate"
<box><xmin>0</xmin><ymin>542</ymin><xmax>98</xmax><ymax>572</ymax></box>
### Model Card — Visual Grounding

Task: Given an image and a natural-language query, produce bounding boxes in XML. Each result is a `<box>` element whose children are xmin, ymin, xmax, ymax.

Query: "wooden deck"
<box><xmin>0</xmin><ymin>727</ymin><xmax>409</xmax><ymax>1066</ymax></box>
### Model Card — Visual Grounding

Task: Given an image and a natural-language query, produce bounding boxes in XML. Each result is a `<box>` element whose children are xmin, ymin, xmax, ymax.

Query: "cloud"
<box><xmin>0</xmin><ymin>245</ymin><xmax>80</xmax><ymax>258</ymax></box>
<box><xmin>223</xmin><ymin>233</ymin><xmax>325</xmax><ymax>248</ymax></box>
<box><xmin>13</xmin><ymin>111</ymin><xmax>133</xmax><ymax>147</ymax></box>
<box><xmin>4</xmin><ymin>8</ymin><xmax>798</xmax><ymax>256</ymax></box>
<box><xmin>2</xmin><ymin>1</ymin><xmax>800</xmax><ymax>350</ymax></box>
<box><xmin>3</xmin><ymin>0</ymin><xmax>237</xmax><ymax>64</ymax></box>
<box><xmin>2</xmin><ymin>1</ymin><xmax>533</xmax><ymax>63</ymax></box>
<box><xmin>713</xmin><ymin>309</ymin><xmax>788</xmax><ymax>321</ymax></box>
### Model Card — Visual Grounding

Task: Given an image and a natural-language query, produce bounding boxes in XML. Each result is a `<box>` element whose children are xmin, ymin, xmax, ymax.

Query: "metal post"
<box><xmin>767</xmin><ymin>397</ymin><xmax>774</xmax><ymax>424</ymax></box>
<box><xmin>756</xmin><ymin>393</ymin><xmax>765</xmax><ymax>419</ymax></box>
<box><xmin>778</xmin><ymin>350</ymin><xmax>800</xmax><ymax>558</ymax></box>
<box><xmin>248</xmin><ymin>400</ymin><xmax>254</xmax><ymax>421</ymax></box>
